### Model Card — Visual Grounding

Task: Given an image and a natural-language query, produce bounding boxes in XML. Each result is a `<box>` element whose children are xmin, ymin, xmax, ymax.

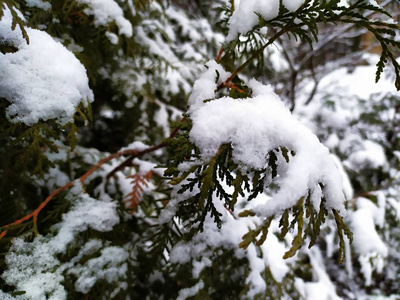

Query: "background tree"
<box><xmin>0</xmin><ymin>0</ymin><xmax>400</xmax><ymax>299</ymax></box>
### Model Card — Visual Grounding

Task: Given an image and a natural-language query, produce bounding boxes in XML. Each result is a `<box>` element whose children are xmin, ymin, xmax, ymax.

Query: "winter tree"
<box><xmin>0</xmin><ymin>0</ymin><xmax>400</xmax><ymax>299</ymax></box>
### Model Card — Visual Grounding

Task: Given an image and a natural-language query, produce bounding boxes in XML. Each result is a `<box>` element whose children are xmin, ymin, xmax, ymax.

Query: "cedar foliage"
<box><xmin>0</xmin><ymin>0</ymin><xmax>400</xmax><ymax>299</ymax></box>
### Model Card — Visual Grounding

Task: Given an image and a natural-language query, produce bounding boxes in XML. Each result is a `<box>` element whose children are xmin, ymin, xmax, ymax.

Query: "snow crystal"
<box><xmin>0</xmin><ymin>8</ymin><xmax>94</xmax><ymax>126</ymax></box>
<box><xmin>189</xmin><ymin>76</ymin><xmax>345</xmax><ymax>217</ymax></box>
<box><xmin>2</xmin><ymin>236</ymin><xmax>67</xmax><ymax>300</ymax></box>
<box><xmin>77</xmin><ymin>0</ymin><xmax>133</xmax><ymax>37</ymax></box>
<box><xmin>227</xmin><ymin>0</ymin><xmax>305</xmax><ymax>40</ymax></box>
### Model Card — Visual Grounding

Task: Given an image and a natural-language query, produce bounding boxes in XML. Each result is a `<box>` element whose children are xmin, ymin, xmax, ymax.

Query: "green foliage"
<box><xmin>166</xmin><ymin>120</ymin><xmax>352</xmax><ymax>261</ymax></box>
<box><xmin>222</xmin><ymin>0</ymin><xmax>400</xmax><ymax>90</ymax></box>
<box><xmin>1</xmin><ymin>0</ymin><xmax>400</xmax><ymax>299</ymax></box>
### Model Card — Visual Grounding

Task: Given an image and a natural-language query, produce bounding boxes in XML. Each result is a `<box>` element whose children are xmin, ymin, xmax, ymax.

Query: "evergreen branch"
<box><xmin>0</xmin><ymin>135</ymin><xmax>178</xmax><ymax>239</ymax></box>
<box><xmin>124</xmin><ymin>171</ymin><xmax>153</xmax><ymax>211</ymax></box>
<box><xmin>217</xmin><ymin>26</ymin><xmax>297</xmax><ymax>90</ymax></box>
<box><xmin>3</xmin><ymin>1</ymin><xmax>30</xmax><ymax>44</ymax></box>
<box><xmin>218</xmin><ymin>0</ymin><xmax>400</xmax><ymax>92</ymax></box>
<box><xmin>106</xmin><ymin>120</ymin><xmax>183</xmax><ymax>180</ymax></box>
<box><xmin>0</xmin><ymin>181</ymin><xmax>74</xmax><ymax>239</ymax></box>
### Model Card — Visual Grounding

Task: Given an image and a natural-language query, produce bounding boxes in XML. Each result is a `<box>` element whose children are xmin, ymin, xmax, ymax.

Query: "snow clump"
<box><xmin>0</xmin><ymin>7</ymin><xmax>94</xmax><ymax>125</ymax></box>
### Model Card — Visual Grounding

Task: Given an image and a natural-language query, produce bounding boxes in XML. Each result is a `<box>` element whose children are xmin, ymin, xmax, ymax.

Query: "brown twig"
<box><xmin>216</xmin><ymin>46</ymin><xmax>224</xmax><ymax>63</ymax></box>
<box><xmin>0</xmin><ymin>122</ymin><xmax>184</xmax><ymax>239</ymax></box>
<box><xmin>347</xmin><ymin>175</ymin><xmax>397</xmax><ymax>204</ymax></box>
<box><xmin>219</xmin><ymin>82</ymin><xmax>246</xmax><ymax>94</ymax></box>
<box><xmin>216</xmin><ymin>26</ymin><xmax>298</xmax><ymax>92</ymax></box>
<box><xmin>106</xmin><ymin>120</ymin><xmax>183</xmax><ymax>181</ymax></box>
<box><xmin>0</xmin><ymin>182</ymin><xmax>74</xmax><ymax>239</ymax></box>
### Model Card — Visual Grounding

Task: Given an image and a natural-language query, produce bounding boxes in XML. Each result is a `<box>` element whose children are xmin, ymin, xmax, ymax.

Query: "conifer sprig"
<box><xmin>220</xmin><ymin>0</ymin><xmax>400</xmax><ymax>91</ymax></box>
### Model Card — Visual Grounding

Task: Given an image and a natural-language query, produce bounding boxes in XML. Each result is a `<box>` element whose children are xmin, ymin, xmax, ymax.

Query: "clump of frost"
<box><xmin>1</xmin><ymin>184</ymin><xmax>120</xmax><ymax>300</ymax></box>
<box><xmin>189</xmin><ymin>64</ymin><xmax>346</xmax><ymax>217</ymax></box>
<box><xmin>188</xmin><ymin>60</ymin><xmax>231</xmax><ymax>110</ymax></box>
<box><xmin>25</xmin><ymin>0</ymin><xmax>51</xmax><ymax>10</ymax></box>
<box><xmin>167</xmin><ymin>187</ymin><xmax>290</xmax><ymax>298</ymax></box>
<box><xmin>346</xmin><ymin>140</ymin><xmax>387</xmax><ymax>170</ymax></box>
<box><xmin>0</xmin><ymin>291</ymin><xmax>16</xmax><ymax>300</ymax></box>
<box><xmin>177</xmin><ymin>281</ymin><xmax>205</xmax><ymax>300</ymax></box>
<box><xmin>0</xmin><ymin>8</ymin><xmax>94</xmax><ymax>125</ymax></box>
<box><xmin>76</xmin><ymin>0</ymin><xmax>133</xmax><ymax>37</ymax></box>
<box><xmin>295</xmin><ymin>248</ymin><xmax>341</xmax><ymax>300</ymax></box>
<box><xmin>68</xmin><ymin>246</ymin><xmax>129</xmax><ymax>294</ymax></box>
<box><xmin>227</xmin><ymin>0</ymin><xmax>305</xmax><ymax>40</ymax></box>
<box><xmin>350</xmin><ymin>196</ymin><xmax>388</xmax><ymax>285</ymax></box>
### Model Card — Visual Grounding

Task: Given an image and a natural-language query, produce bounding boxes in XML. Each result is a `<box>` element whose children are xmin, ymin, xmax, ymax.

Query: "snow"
<box><xmin>295</xmin><ymin>248</ymin><xmax>342</xmax><ymax>300</ymax></box>
<box><xmin>25</xmin><ymin>0</ymin><xmax>51</xmax><ymax>10</ymax></box>
<box><xmin>347</xmin><ymin>140</ymin><xmax>386</xmax><ymax>170</ymax></box>
<box><xmin>167</xmin><ymin>187</ymin><xmax>290</xmax><ymax>297</ymax></box>
<box><xmin>167</xmin><ymin>62</ymin><xmax>352</xmax><ymax>296</ymax></box>
<box><xmin>282</xmin><ymin>0</ymin><xmax>304</xmax><ymax>12</ymax></box>
<box><xmin>351</xmin><ymin>200</ymin><xmax>388</xmax><ymax>258</ymax></box>
<box><xmin>177</xmin><ymin>281</ymin><xmax>205</xmax><ymax>300</ymax></box>
<box><xmin>305</xmin><ymin>62</ymin><xmax>397</xmax><ymax>103</ymax></box>
<box><xmin>105</xmin><ymin>31</ymin><xmax>119</xmax><ymax>44</ymax></box>
<box><xmin>1</xmin><ymin>184</ymin><xmax>120</xmax><ymax>299</ymax></box>
<box><xmin>189</xmin><ymin>65</ymin><xmax>346</xmax><ymax>217</ymax></box>
<box><xmin>2</xmin><ymin>0</ymin><xmax>399</xmax><ymax>298</ymax></box>
<box><xmin>0</xmin><ymin>291</ymin><xmax>16</xmax><ymax>300</ymax></box>
<box><xmin>330</xmin><ymin>155</ymin><xmax>354</xmax><ymax>200</ymax></box>
<box><xmin>227</xmin><ymin>0</ymin><xmax>305</xmax><ymax>40</ymax></box>
<box><xmin>76</xmin><ymin>0</ymin><xmax>133</xmax><ymax>37</ymax></box>
<box><xmin>68</xmin><ymin>246</ymin><xmax>129</xmax><ymax>293</ymax></box>
<box><xmin>0</xmin><ymin>8</ymin><xmax>94</xmax><ymax>125</ymax></box>
<box><xmin>188</xmin><ymin>60</ymin><xmax>231</xmax><ymax>110</ymax></box>
<box><xmin>350</xmin><ymin>197</ymin><xmax>388</xmax><ymax>285</ymax></box>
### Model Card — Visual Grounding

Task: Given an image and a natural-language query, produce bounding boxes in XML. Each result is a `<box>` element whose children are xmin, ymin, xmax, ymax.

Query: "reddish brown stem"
<box><xmin>216</xmin><ymin>27</ymin><xmax>294</xmax><ymax>92</ymax></box>
<box><xmin>216</xmin><ymin>46</ymin><xmax>224</xmax><ymax>63</ymax></box>
<box><xmin>0</xmin><ymin>123</ymin><xmax>183</xmax><ymax>239</ymax></box>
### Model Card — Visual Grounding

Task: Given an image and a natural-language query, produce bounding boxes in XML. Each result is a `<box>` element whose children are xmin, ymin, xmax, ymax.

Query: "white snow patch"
<box><xmin>77</xmin><ymin>0</ymin><xmax>133</xmax><ymax>37</ymax></box>
<box><xmin>0</xmin><ymin>8</ymin><xmax>93</xmax><ymax>125</ymax></box>
<box><xmin>227</xmin><ymin>0</ymin><xmax>305</xmax><ymax>40</ymax></box>
<box><xmin>1</xmin><ymin>184</ymin><xmax>120</xmax><ymax>299</ymax></box>
<box><xmin>189</xmin><ymin>74</ymin><xmax>346</xmax><ymax>217</ymax></box>
<box><xmin>25</xmin><ymin>0</ymin><xmax>51</xmax><ymax>10</ymax></box>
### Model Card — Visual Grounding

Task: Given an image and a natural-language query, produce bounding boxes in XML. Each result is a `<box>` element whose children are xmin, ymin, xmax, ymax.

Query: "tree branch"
<box><xmin>0</xmin><ymin>123</ymin><xmax>183</xmax><ymax>239</ymax></box>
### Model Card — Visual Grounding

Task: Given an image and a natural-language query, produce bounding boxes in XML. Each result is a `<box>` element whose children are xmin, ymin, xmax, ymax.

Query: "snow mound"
<box><xmin>0</xmin><ymin>8</ymin><xmax>94</xmax><ymax>125</ymax></box>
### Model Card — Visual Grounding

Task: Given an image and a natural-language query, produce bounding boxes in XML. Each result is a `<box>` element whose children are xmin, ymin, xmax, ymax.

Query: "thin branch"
<box><xmin>216</xmin><ymin>26</ymin><xmax>296</xmax><ymax>91</ymax></box>
<box><xmin>0</xmin><ymin>123</ymin><xmax>184</xmax><ymax>239</ymax></box>
<box><xmin>106</xmin><ymin>121</ymin><xmax>183</xmax><ymax>181</ymax></box>
<box><xmin>216</xmin><ymin>46</ymin><xmax>224</xmax><ymax>62</ymax></box>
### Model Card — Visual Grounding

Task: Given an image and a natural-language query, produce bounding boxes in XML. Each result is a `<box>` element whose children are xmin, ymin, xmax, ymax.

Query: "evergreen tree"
<box><xmin>0</xmin><ymin>0</ymin><xmax>399</xmax><ymax>299</ymax></box>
